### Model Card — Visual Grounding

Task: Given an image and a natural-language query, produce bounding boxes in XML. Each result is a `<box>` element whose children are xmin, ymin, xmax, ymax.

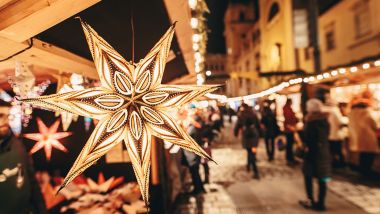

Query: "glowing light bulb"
<box><xmin>331</xmin><ymin>70</ymin><xmax>338</xmax><ymax>76</ymax></box>
<box><xmin>206</xmin><ymin>70</ymin><xmax>212</xmax><ymax>76</ymax></box>
<box><xmin>362</xmin><ymin>63</ymin><xmax>370</xmax><ymax>69</ymax></box>
<box><xmin>192</xmin><ymin>43</ymin><xmax>199</xmax><ymax>51</ymax></box>
<box><xmin>192</xmin><ymin>34</ymin><xmax>201</xmax><ymax>43</ymax></box>
<box><xmin>374</xmin><ymin>60</ymin><xmax>380</xmax><ymax>66</ymax></box>
<box><xmin>350</xmin><ymin>67</ymin><xmax>358</xmax><ymax>73</ymax></box>
<box><xmin>190</xmin><ymin>18</ymin><xmax>198</xmax><ymax>29</ymax></box>
<box><xmin>338</xmin><ymin>68</ymin><xmax>346</xmax><ymax>74</ymax></box>
<box><xmin>188</xmin><ymin>0</ymin><xmax>197</xmax><ymax>9</ymax></box>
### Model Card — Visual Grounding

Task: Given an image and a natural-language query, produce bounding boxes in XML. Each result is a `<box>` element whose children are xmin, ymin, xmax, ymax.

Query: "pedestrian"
<box><xmin>323</xmin><ymin>97</ymin><xmax>348</xmax><ymax>168</ymax></box>
<box><xmin>0</xmin><ymin>100</ymin><xmax>47</xmax><ymax>214</ymax></box>
<box><xmin>283</xmin><ymin>98</ymin><xmax>298</xmax><ymax>165</ymax></box>
<box><xmin>182</xmin><ymin>111</ymin><xmax>206</xmax><ymax>195</ymax></box>
<box><xmin>348</xmin><ymin>96</ymin><xmax>379</xmax><ymax>176</ymax></box>
<box><xmin>234</xmin><ymin>103</ymin><xmax>261</xmax><ymax>179</ymax></box>
<box><xmin>299</xmin><ymin>99</ymin><xmax>331</xmax><ymax>212</ymax></box>
<box><xmin>261</xmin><ymin>104</ymin><xmax>280</xmax><ymax>161</ymax></box>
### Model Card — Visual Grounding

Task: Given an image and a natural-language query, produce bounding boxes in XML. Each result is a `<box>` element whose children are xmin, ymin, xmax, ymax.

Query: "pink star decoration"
<box><xmin>24</xmin><ymin>118</ymin><xmax>72</xmax><ymax>161</ymax></box>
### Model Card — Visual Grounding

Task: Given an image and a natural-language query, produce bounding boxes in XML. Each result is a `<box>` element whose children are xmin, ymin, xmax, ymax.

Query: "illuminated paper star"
<box><xmin>55</xmin><ymin>84</ymin><xmax>79</xmax><ymax>131</ymax></box>
<box><xmin>22</xmin><ymin>20</ymin><xmax>217</xmax><ymax>203</ymax></box>
<box><xmin>24</xmin><ymin>118</ymin><xmax>72</xmax><ymax>161</ymax></box>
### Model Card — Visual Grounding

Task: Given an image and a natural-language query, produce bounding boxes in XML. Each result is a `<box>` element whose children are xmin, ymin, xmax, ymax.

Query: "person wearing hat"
<box><xmin>299</xmin><ymin>98</ymin><xmax>331</xmax><ymax>211</ymax></box>
<box><xmin>0</xmin><ymin>100</ymin><xmax>47</xmax><ymax>213</ymax></box>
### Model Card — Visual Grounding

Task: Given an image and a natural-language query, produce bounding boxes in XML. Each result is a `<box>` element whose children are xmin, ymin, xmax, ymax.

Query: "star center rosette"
<box><xmin>21</xmin><ymin>20</ymin><xmax>218</xmax><ymax>203</ymax></box>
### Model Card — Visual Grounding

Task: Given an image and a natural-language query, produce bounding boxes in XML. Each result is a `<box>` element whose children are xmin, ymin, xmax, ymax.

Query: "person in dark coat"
<box><xmin>261</xmin><ymin>105</ymin><xmax>280</xmax><ymax>161</ymax></box>
<box><xmin>0</xmin><ymin>100</ymin><xmax>47</xmax><ymax>213</ymax></box>
<box><xmin>283</xmin><ymin>98</ymin><xmax>298</xmax><ymax>165</ymax></box>
<box><xmin>299</xmin><ymin>99</ymin><xmax>331</xmax><ymax>211</ymax></box>
<box><xmin>182</xmin><ymin>112</ymin><xmax>206</xmax><ymax>194</ymax></box>
<box><xmin>234</xmin><ymin>103</ymin><xmax>261</xmax><ymax>179</ymax></box>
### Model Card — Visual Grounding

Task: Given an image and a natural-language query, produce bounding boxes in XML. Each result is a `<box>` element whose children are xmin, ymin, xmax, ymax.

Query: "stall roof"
<box><xmin>0</xmin><ymin>0</ymin><xmax>190</xmax><ymax>86</ymax></box>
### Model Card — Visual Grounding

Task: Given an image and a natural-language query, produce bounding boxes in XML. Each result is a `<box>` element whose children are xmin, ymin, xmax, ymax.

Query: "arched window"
<box><xmin>268</xmin><ymin>2</ymin><xmax>280</xmax><ymax>22</ymax></box>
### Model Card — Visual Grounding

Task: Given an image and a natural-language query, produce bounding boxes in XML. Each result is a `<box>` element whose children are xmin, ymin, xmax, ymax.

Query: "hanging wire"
<box><xmin>130</xmin><ymin>3</ymin><xmax>135</xmax><ymax>63</ymax></box>
<box><xmin>0</xmin><ymin>38</ymin><xmax>34</xmax><ymax>62</ymax></box>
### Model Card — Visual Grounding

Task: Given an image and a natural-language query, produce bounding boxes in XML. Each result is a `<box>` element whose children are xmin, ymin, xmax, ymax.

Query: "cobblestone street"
<box><xmin>175</xmin><ymin>122</ymin><xmax>380</xmax><ymax>214</ymax></box>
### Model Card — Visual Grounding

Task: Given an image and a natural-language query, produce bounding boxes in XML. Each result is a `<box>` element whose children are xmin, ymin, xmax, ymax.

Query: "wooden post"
<box><xmin>151</xmin><ymin>137</ymin><xmax>160</xmax><ymax>185</ymax></box>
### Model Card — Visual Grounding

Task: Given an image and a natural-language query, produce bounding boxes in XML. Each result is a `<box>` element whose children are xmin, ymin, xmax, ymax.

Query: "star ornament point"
<box><xmin>22</xmin><ymin>20</ymin><xmax>218</xmax><ymax>203</ymax></box>
<box><xmin>24</xmin><ymin>118</ymin><xmax>71</xmax><ymax>161</ymax></box>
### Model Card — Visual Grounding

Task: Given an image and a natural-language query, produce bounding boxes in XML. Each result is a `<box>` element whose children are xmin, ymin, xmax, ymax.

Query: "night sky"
<box><xmin>205</xmin><ymin>0</ymin><xmax>228</xmax><ymax>54</ymax></box>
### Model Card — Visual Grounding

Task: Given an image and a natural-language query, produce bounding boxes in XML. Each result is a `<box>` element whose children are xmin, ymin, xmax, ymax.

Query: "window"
<box><xmin>268</xmin><ymin>2</ymin><xmax>280</xmax><ymax>22</ymax></box>
<box><xmin>325</xmin><ymin>31</ymin><xmax>335</xmax><ymax>51</ymax></box>
<box><xmin>304</xmin><ymin>48</ymin><xmax>310</xmax><ymax>60</ymax></box>
<box><xmin>245</xmin><ymin>60</ymin><xmax>250</xmax><ymax>71</ymax></box>
<box><xmin>251</xmin><ymin>30</ymin><xmax>261</xmax><ymax>45</ymax></box>
<box><xmin>255</xmin><ymin>52</ymin><xmax>260</xmax><ymax>72</ymax></box>
<box><xmin>239</xmin><ymin>11</ymin><xmax>245</xmax><ymax>22</ymax></box>
<box><xmin>353</xmin><ymin>1</ymin><xmax>371</xmax><ymax>38</ymax></box>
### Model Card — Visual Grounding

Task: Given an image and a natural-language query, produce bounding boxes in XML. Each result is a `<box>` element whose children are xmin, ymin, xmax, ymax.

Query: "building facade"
<box><xmin>223</xmin><ymin>0</ymin><xmax>380</xmax><ymax>97</ymax></box>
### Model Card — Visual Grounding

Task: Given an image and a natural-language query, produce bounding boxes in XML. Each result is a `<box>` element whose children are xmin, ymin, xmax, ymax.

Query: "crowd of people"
<box><xmin>180</xmin><ymin>89</ymin><xmax>379</xmax><ymax>212</ymax></box>
<box><xmin>1</xmin><ymin>88</ymin><xmax>379</xmax><ymax>213</ymax></box>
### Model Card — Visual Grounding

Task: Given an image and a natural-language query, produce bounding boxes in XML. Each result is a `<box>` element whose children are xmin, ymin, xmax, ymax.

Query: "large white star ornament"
<box><xmin>22</xmin><ymin>20</ymin><xmax>217</xmax><ymax>203</ymax></box>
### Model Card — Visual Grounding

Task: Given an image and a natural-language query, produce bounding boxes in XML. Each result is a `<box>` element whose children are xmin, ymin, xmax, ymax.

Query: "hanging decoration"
<box><xmin>55</xmin><ymin>84</ymin><xmax>79</xmax><ymax>131</ymax></box>
<box><xmin>21</xmin><ymin>19</ymin><xmax>217</xmax><ymax>203</ymax></box>
<box><xmin>189</xmin><ymin>0</ymin><xmax>209</xmax><ymax>85</ymax></box>
<box><xmin>24</xmin><ymin>118</ymin><xmax>72</xmax><ymax>161</ymax></box>
<box><xmin>55</xmin><ymin>74</ymin><xmax>86</xmax><ymax>131</ymax></box>
<box><xmin>8</xmin><ymin>62</ymin><xmax>50</xmax><ymax>127</ymax></box>
<box><xmin>86</xmin><ymin>172</ymin><xmax>124</xmax><ymax>193</ymax></box>
<box><xmin>206</xmin><ymin>59</ymin><xmax>380</xmax><ymax>103</ymax></box>
<box><xmin>0</xmin><ymin>90</ymin><xmax>22</xmax><ymax>135</ymax></box>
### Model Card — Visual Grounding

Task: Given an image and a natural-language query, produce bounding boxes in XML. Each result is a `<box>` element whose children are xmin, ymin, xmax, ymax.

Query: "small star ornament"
<box><xmin>22</xmin><ymin>20</ymin><xmax>217</xmax><ymax>203</ymax></box>
<box><xmin>24</xmin><ymin>118</ymin><xmax>72</xmax><ymax>161</ymax></box>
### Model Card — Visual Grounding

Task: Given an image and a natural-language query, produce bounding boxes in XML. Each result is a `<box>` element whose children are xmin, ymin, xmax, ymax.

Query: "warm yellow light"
<box><xmin>362</xmin><ymin>63</ymin><xmax>370</xmax><ymax>69</ymax></box>
<box><xmin>350</xmin><ymin>67</ymin><xmax>358</xmax><ymax>72</ymax></box>
<box><xmin>188</xmin><ymin>0</ymin><xmax>197</xmax><ymax>9</ymax></box>
<box><xmin>323</xmin><ymin>73</ymin><xmax>330</xmax><ymax>78</ymax></box>
<box><xmin>194</xmin><ymin>52</ymin><xmax>201</xmax><ymax>61</ymax></box>
<box><xmin>192</xmin><ymin>43</ymin><xmax>199</xmax><ymax>51</ymax></box>
<box><xmin>190</xmin><ymin>18</ymin><xmax>198</xmax><ymax>29</ymax></box>
<box><xmin>195</xmin><ymin>65</ymin><xmax>200</xmax><ymax>73</ymax></box>
<box><xmin>374</xmin><ymin>60</ymin><xmax>380</xmax><ymax>66</ymax></box>
<box><xmin>206</xmin><ymin>70</ymin><xmax>212</xmax><ymax>76</ymax></box>
<box><xmin>317</xmin><ymin>75</ymin><xmax>323</xmax><ymax>80</ymax></box>
<box><xmin>331</xmin><ymin>70</ymin><xmax>338</xmax><ymax>76</ymax></box>
<box><xmin>192</xmin><ymin>34</ymin><xmax>201</xmax><ymax>43</ymax></box>
<box><xmin>338</xmin><ymin>68</ymin><xmax>346</xmax><ymax>74</ymax></box>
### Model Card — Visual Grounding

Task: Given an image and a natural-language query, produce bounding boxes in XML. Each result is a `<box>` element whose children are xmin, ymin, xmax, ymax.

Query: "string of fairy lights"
<box><xmin>205</xmin><ymin>59</ymin><xmax>380</xmax><ymax>103</ymax></box>
<box><xmin>188</xmin><ymin>0</ymin><xmax>209</xmax><ymax>85</ymax></box>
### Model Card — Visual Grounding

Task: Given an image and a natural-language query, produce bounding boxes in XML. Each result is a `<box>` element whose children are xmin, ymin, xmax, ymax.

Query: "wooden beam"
<box><xmin>163</xmin><ymin>0</ymin><xmax>195</xmax><ymax>75</ymax></box>
<box><xmin>0</xmin><ymin>0</ymin><xmax>100</xmax><ymax>42</ymax></box>
<box><xmin>0</xmin><ymin>37</ymin><xmax>98</xmax><ymax>79</ymax></box>
<box><xmin>0</xmin><ymin>0</ymin><xmax>15</xmax><ymax>9</ymax></box>
<box><xmin>0</xmin><ymin>0</ymin><xmax>100</xmax><ymax>80</ymax></box>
